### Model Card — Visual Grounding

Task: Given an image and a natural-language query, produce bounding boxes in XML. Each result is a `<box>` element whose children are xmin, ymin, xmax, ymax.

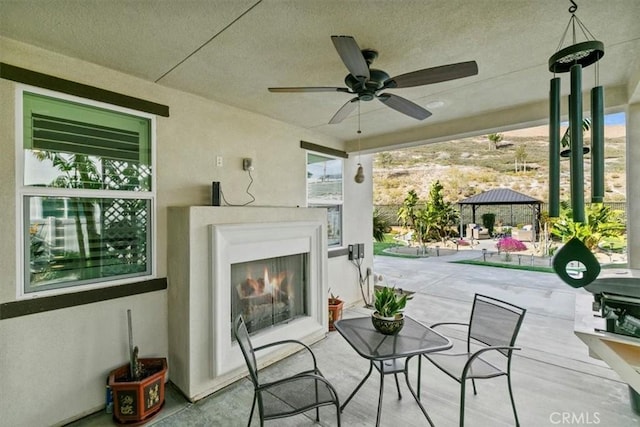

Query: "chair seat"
<box><xmin>262</xmin><ymin>373</ymin><xmax>338</xmax><ymax>419</ymax></box>
<box><xmin>425</xmin><ymin>352</ymin><xmax>506</xmax><ymax>381</ymax></box>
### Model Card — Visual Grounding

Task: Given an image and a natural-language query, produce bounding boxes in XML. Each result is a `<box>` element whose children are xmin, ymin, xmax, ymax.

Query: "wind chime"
<box><xmin>354</xmin><ymin>101</ymin><xmax>365</xmax><ymax>183</ymax></box>
<box><xmin>548</xmin><ymin>0</ymin><xmax>605</xmax><ymax>222</ymax></box>
<box><xmin>549</xmin><ymin>1</ymin><xmax>605</xmax><ymax>288</ymax></box>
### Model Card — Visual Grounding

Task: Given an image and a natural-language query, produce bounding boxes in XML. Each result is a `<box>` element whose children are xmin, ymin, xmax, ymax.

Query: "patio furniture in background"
<box><xmin>335</xmin><ymin>316</ymin><xmax>452</xmax><ymax>427</ymax></box>
<box><xmin>512</xmin><ymin>224</ymin><xmax>534</xmax><ymax>242</ymax></box>
<box><xmin>467</xmin><ymin>224</ymin><xmax>490</xmax><ymax>240</ymax></box>
<box><xmin>417</xmin><ymin>294</ymin><xmax>526</xmax><ymax>427</ymax></box>
<box><xmin>232</xmin><ymin>316</ymin><xmax>341</xmax><ymax>427</ymax></box>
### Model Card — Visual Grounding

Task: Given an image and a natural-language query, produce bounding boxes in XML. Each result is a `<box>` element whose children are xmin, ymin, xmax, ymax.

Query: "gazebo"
<box><xmin>458</xmin><ymin>188</ymin><xmax>542</xmax><ymax>239</ymax></box>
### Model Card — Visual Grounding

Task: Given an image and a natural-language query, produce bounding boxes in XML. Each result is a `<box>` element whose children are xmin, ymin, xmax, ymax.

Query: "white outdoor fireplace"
<box><xmin>210</xmin><ymin>220</ymin><xmax>325</xmax><ymax>376</ymax></box>
<box><xmin>167</xmin><ymin>206</ymin><xmax>328</xmax><ymax>401</ymax></box>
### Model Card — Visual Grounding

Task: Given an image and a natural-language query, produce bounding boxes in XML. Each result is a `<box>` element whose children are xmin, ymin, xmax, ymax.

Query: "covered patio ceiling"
<box><xmin>1</xmin><ymin>0</ymin><xmax>639</xmax><ymax>153</ymax></box>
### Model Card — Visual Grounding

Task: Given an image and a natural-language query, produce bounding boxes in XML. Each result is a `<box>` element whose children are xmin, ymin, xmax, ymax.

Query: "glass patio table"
<box><xmin>334</xmin><ymin>315</ymin><xmax>452</xmax><ymax>427</ymax></box>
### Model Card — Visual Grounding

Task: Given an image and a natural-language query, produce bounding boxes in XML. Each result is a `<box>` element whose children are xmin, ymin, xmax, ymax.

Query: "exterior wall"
<box><xmin>627</xmin><ymin>103</ymin><xmax>640</xmax><ymax>268</ymax></box>
<box><xmin>0</xmin><ymin>37</ymin><xmax>370</xmax><ymax>426</ymax></box>
<box><xmin>329</xmin><ymin>154</ymin><xmax>374</xmax><ymax>305</ymax></box>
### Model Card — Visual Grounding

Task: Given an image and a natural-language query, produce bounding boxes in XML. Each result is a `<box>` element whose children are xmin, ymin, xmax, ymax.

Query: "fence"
<box><xmin>375</xmin><ymin>201</ymin><xmax>627</xmax><ymax>228</ymax></box>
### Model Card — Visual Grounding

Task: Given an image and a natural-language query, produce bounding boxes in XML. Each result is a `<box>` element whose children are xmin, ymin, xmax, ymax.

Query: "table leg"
<box><xmin>376</xmin><ymin>366</ymin><xmax>385</xmax><ymax>427</ymax></box>
<box><xmin>340</xmin><ymin>362</ymin><xmax>374</xmax><ymax>412</ymax></box>
<box><xmin>394</xmin><ymin>373</ymin><xmax>402</xmax><ymax>399</ymax></box>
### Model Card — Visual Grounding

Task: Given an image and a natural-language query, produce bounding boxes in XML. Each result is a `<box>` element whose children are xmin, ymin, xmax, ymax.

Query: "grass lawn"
<box><xmin>451</xmin><ymin>259</ymin><xmax>555</xmax><ymax>273</ymax></box>
<box><xmin>373</xmin><ymin>234</ymin><xmax>420</xmax><ymax>258</ymax></box>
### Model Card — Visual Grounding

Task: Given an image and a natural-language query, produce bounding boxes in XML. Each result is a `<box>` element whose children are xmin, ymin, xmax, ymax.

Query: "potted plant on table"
<box><xmin>328</xmin><ymin>290</ymin><xmax>344</xmax><ymax>331</ymax></box>
<box><xmin>372</xmin><ymin>286</ymin><xmax>412</xmax><ymax>335</ymax></box>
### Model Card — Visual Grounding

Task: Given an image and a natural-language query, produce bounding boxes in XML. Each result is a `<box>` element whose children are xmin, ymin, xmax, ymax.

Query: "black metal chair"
<box><xmin>417</xmin><ymin>294</ymin><xmax>526</xmax><ymax>427</ymax></box>
<box><xmin>232</xmin><ymin>315</ymin><xmax>341</xmax><ymax>427</ymax></box>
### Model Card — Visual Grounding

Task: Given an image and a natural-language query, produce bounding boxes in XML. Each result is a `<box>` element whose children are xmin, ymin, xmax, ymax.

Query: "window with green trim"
<box><xmin>306</xmin><ymin>152</ymin><xmax>343</xmax><ymax>247</ymax></box>
<box><xmin>20</xmin><ymin>89</ymin><xmax>155</xmax><ymax>295</ymax></box>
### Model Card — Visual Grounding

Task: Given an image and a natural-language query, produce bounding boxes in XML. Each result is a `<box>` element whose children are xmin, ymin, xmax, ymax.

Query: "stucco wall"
<box><xmin>626</xmin><ymin>103</ymin><xmax>640</xmax><ymax>269</ymax></box>
<box><xmin>0</xmin><ymin>37</ymin><xmax>371</xmax><ymax>426</ymax></box>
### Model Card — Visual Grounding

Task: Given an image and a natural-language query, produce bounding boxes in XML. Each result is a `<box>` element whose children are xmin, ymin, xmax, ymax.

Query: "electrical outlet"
<box><xmin>216</xmin><ymin>156</ymin><xmax>223</xmax><ymax>167</ymax></box>
<box><xmin>242</xmin><ymin>158</ymin><xmax>253</xmax><ymax>171</ymax></box>
<box><xmin>358</xmin><ymin>243</ymin><xmax>365</xmax><ymax>258</ymax></box>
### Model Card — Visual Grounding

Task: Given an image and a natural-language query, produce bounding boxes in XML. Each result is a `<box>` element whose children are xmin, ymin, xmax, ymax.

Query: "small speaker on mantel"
<box><xmin>211</xmin><ymin>181</ymin><xmax>221</xmax><ymax>206</ymax></box>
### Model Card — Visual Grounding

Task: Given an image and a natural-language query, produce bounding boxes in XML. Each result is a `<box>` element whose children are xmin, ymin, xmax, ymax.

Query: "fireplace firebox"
<box><xmin>231</xmin><ymin>253</ymin><xmax>309</xmax><ymax>335</ymax></box>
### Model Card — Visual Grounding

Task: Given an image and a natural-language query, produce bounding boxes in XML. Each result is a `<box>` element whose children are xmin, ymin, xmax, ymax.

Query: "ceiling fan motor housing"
<box><xmin>344</xmin><ymin>68</ymin><xmax>390</xmax><ymax>101</ymax></box>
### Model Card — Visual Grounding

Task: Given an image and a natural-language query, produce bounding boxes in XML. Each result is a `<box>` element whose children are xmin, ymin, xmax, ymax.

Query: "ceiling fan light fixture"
<box><xmin>354</xmin><ymin>163</ymin><xmax>365</xmax><ymax>183</ymax></box>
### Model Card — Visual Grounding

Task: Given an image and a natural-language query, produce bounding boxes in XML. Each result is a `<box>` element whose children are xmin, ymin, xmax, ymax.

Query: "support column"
<box><xmin>627</xmin><ymin>103</ymin><xmax>640</xmax><ymax>269</ymax></box>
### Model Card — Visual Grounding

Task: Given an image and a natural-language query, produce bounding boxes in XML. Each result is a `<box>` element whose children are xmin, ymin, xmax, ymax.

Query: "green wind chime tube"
<box><xmin>549</xmin><ymin>77</ymin><xmax>561</xmax><ymax>217</ymax></box>
<box><xmin>570</xmin><ymin>64</ymin><xmax>585</xmax><ymax>222</ymax></box>
<box><xmin>591</xmin><ymin>85</ymin><xmax>605</xmax><ymax>203</ymax></box>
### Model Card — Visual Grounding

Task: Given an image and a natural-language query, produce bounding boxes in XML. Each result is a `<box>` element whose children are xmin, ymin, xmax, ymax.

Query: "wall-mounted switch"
<box><xmin>243</xmin><ymin>158</ymin><xmax>253</xmax><ymax>171</ymax></box>
<box><xmin>358</xmin><ymin>243</ymin><xmax>365</xmax><ymax>258</ymax></box>
<box><xmin>348</xmin><ymin>244</ymin><xmax>355</xmax><ymax>260</ymax></box>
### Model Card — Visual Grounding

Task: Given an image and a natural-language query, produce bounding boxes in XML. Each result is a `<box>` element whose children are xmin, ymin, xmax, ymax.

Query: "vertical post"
<box><xmin>591</xmin><ymin>86</ymin><xmax>605</xmax><ymax>203</ymax></box>
<box><xmin>570</xmin><ymin>64</ymin><xmax>585</xmax><ymax>222</ymax></box>
<box><xmin>549</xmin><ymin>77</ymin><xmax>561</xmax><ymax>217</ymax></box>
<box><xmin>127</xmin><ymin>309</ymin><xmax>134</xmax><ymax>378</ymax></box>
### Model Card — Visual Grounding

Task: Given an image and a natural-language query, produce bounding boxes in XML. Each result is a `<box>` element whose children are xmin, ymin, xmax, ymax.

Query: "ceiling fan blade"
<box><xmin>377</xmin><ymin>93</ymin><xmax>432</xmax><ymax>120</ymax></box>
<box><xmin>331</xmin><ymin>35</ymin><xmax>370</xmax><ymax>81</ymax></box>
<box><xmin>329</xmin><ymin>97</ymin><xmax>359</xmax><ymax>124</ymax></box>
<box><xmin>268</xmin><ymin>87</ymin><xmax>350</xmax><ymax>93</ymax></box>
<box><xmin>384</xmin><ymin>61</ymin><xmax>478</xmax><ymax>89</ymax></box>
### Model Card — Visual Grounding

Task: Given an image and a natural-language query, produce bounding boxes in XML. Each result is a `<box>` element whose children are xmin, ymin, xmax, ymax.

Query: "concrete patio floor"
<box><xmin>71</xmin><ymin>249</ymin><xmax>639</xmax><ymax>426</ymax></box>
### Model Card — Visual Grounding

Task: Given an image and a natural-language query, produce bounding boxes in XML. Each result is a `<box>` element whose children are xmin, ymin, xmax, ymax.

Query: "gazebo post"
<box><xmin>459</xmin><ymin>204</ymin><xmax>464</xmax><ymax>238</ymax></box>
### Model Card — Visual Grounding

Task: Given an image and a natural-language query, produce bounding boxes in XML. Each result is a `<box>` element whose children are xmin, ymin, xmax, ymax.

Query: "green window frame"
<box><xmin>19</xmin><ymin>88</ymin><xmax>155</xmax><ymax>296</ymax></box>
<box><xmin>306</xmin><ymin>152</ymin><xmax>343</xmax><ymax>247</ymax></box>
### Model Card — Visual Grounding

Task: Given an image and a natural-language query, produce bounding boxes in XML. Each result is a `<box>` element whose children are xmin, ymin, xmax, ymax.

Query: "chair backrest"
<box><xmin>467</xmin><ymin>294</ymin><xmax>526</xmax><ymax>357</ymax></box>
<box><xmin>233</xmin><ymin>315</ymin><xmax>260</xmax><ymax>385</ymax></box>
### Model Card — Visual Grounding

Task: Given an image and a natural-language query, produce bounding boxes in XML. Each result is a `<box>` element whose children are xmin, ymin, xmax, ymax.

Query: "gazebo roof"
<box><xmin>458</xmin><ymin>188</ymin><xmax>541</xmax><ymax>205</ymax></box>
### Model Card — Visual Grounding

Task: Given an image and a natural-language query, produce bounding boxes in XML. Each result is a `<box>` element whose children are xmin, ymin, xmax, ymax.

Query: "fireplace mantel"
<box><xmin>167</xmin><ymin>206</ymin><xmax>328</xmax><ymax>401</ymax></box>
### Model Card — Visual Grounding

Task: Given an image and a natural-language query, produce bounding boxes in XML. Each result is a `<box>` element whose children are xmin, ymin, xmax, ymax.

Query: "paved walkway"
<box><xmin>72</xmin><ymin>251</ymin><xmax>638</xmax><ymax>426</ymax></box>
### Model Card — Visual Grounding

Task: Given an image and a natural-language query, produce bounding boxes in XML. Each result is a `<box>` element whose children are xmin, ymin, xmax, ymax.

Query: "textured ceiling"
<box><xmin>1</xmin><ymin>0</ymin><xmax>639</xmax><ymax>152</ymax></box>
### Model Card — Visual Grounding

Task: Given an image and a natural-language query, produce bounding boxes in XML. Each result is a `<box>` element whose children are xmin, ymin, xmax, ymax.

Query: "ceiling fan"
<box><xmin>268</xmin><ymin>35</ymin><xmax>478</xmax><ymax>124</ymax></box>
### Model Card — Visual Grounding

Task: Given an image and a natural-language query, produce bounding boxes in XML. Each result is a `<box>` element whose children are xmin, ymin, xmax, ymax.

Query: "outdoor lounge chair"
<box><xmin>416</xmin><ymin>294</ymin><xmax>526</xmax><ymax>427</ymax></box>
<box><xmin>232</xmin><ymin>315</ymin><xmax>341</xmax><ymax>427</ymax></box>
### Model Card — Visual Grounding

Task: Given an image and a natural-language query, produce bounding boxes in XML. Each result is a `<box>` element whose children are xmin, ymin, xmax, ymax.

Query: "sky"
<box><xmin>561</xmin><ymin>112</ymin><xmax>625</xmax><ymax>126</ymax></box>
<box><xmin>605</xmin><ymin>112</ymin><xmax>625</xmax><ymax>125</ymax></box>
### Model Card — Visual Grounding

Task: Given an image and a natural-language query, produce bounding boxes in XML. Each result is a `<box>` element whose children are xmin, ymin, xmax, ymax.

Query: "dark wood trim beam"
<box><xmin>328</xmin><ymin>247</ymin><xmax>349</xmax><ymax>258</ymax></box>
<box><xmin>0</xmin><ymin>278</ymin><xmax>167</xmax><ymax>320</ymax></box>
<box><xmin>300</xmin><ymin>140</ymin><xmax>348</xmax><ymax>158</ymax></box>
<box><xmin>0</xmin><ymin>63</ymin><xmax>170</xmax><ymax>117</ymax></box>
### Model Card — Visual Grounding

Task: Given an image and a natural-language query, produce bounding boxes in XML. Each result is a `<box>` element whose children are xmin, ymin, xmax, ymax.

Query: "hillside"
<box><xmin>373</xmin><ymin>125</ymin><xmax>626</xmax><ymax>206</ymax></box>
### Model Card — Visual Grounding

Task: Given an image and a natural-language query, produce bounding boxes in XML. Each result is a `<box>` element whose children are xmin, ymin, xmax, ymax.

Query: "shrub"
<box><xmin>497</xmin><ymin>237</ymin><xmax>527</xmax><ymax>253</ymax></box>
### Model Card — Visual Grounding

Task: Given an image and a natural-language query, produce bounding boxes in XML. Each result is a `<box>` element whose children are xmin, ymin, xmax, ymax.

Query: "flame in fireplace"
<box><xmin>239</xmin><ymin>266</ymin><xmax>294</xmax><ymax>299</ymax></box>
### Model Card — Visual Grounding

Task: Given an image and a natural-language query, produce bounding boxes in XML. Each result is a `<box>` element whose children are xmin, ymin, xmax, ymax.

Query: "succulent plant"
<box><xmin>373</xmin><ymin>286</ymin><xmax>412</xmax><ymax>318</ymax></box>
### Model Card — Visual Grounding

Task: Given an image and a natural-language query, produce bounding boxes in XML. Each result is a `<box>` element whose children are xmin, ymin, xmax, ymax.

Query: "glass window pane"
<box><xmin>326</xmin><ymin>205</ymin><xmax>342</xmax><ymax>246</ymax></box>
<box><xmin>23</xmin><ymin>92</ymin><xmax>151</xmax><ymax>190</ymax></box>
<box><xmin>307</xmin><ymin>154</ymin><xmax>343</xmax><ymax>203</ymax></box>
<box><xmin>25</xmin><ymin>196</ymin><xmax>151</xmax><ymax>293</ymax></box>
<box><xmin>307</xmin><ymin>152</ymin><xmax>343</xmax><ymax>247</ymax></box>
